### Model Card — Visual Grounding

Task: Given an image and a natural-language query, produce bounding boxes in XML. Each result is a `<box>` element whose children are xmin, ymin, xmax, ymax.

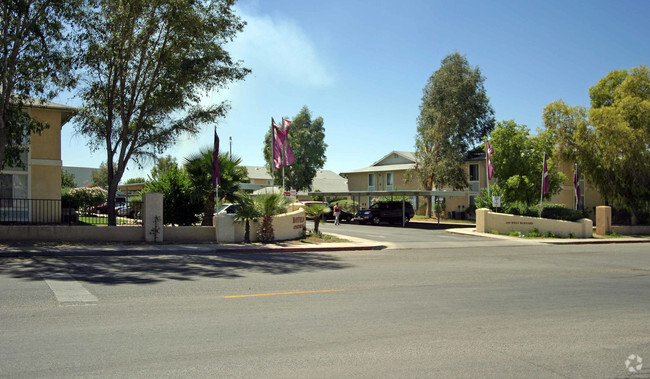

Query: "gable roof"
<box><xmin>245</xmin><ymin>166</ymin><xmax>273</xmax><ymax>180</ymax></box>
<box><xmin>245</xmin><ymin>166</ymin><xmax>348</xmax><ymax>192</ymax></box>
<box><xmin>371</xmin><ymin>151</ymin><xmax>416</xmax><ymax>166</ymax></box>
<box><xmin>342</xmin><ymin>150</ymin><xmax>416</xmax><ymax>174</ymax></box>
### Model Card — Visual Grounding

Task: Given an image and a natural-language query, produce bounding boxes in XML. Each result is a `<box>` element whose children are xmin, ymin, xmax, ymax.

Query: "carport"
<box><xmin>307</xmin><ymin>190</ymin><xmax>466</xmax><ymax>227</ymax></box>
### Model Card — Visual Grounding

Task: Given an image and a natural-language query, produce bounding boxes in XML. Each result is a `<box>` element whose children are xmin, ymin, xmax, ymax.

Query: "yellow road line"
<box><xmin>223</xmin><ymin>289</ymin><xmax>348</xmax><ymax>298</ymax></box>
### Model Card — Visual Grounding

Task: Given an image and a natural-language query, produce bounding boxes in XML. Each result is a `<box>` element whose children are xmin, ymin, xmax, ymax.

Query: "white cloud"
<box><xmin>172</xmin><ymin>8</ymin><xmax>333</xmax><ymax>169</ymax></box>
<box><xmin>231</xmin><ymin>9</ymin><xmax>333</xmax><ymax>88</ymax></box>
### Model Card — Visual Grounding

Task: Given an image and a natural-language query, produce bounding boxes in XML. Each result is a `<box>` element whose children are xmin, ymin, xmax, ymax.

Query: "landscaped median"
<box><xmin>476</xmin><ymin>208</ymin><xmax>593</xmax><ymax>238</ymax></box>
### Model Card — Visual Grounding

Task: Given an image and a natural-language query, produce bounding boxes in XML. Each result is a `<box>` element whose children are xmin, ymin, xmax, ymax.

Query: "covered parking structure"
<box><xmin>307</xmin><ymin>190</ymin><xmax>466</xmax><ymax>227</ymax></box>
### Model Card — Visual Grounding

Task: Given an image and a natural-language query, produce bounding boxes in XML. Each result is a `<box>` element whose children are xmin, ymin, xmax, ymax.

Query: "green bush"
<box><xmin>474</xmin><ymin>185</ymin><xmax>505</xmax><ymax>211</ymax></box>
<box><xmin>508</xmin><ymin>230</ymin><xmax>520</xmax><ymax>237</ymax></box>
<box><xmin>544</xmin><ymin>231</ymin><xmax>555</xmax><ymax>238</ymax></box>
<box><xmin>62</xmin><ymin>187</ymin><xmax>108</xmax><ymax>214</ymax></box>
<box><xmin>541</xmin><ymin>204</ymin><xmax>587</xmax><ymax>222</ymax></box>
<box><xmin>527</xmin><ymin>228</ymin><xmax>541</xmax><ymax>238</ymax></box>
<box><xmin>143</xmin><ymin>166</ymin><xmax>203</xmax><ymax>225</ymax></box>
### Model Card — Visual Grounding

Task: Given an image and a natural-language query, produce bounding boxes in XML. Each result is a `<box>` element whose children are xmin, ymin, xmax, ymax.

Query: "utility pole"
<box><xmin>229</xmin><ymin>136</ymin><xmax>232</xmax><ymax>158</ymax></box>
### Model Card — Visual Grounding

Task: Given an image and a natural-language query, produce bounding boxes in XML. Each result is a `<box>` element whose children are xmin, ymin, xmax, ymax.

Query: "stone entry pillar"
<box><xmin>143</xmin><ymin>192</ymin><xmax>163</xmax><ymax>242</ymax></box>
<box><xmin>595</xmin><ymin>206</ymin><xmax>611</xmax><ymax>236</ymax></box>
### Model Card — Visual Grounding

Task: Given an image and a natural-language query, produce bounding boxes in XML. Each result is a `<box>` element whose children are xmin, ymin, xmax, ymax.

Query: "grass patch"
<box><xmin>78</xmin><ymin>216</ymin><xmax>138</xmax><ymax>225</ymax></box>
<box><xmin>411</xmin><ymin>215</ymin><xmax>475</xmax><ymax>224</ymax></box>
<box><xmin>302</xmin><ymin>231</ymin><xmax>348</xmax><ymax>243</ymax></box>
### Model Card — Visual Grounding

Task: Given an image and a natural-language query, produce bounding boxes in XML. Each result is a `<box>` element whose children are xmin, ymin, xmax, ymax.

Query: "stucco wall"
<box><xmin>476</xmin><ymin>208</ymin><xmax>593</xmax><ymax>238</ymax></box>
<box><xmin>30</xmin><ymin>165</ymin><xmax>61</xmax><ymax>199</ymax></box>
<box><xmin>217</xmin><ymin>209</ymin><xmax>306</xmax><ymax>243</ymax></box>
<box><xmin>164</xmin><ymin>226</ymin><xmax>216</xmax><ymax>242</ymax></box>
<box><xmin>27</xmin><ymin>107</ymin><xmax>63</xmax><ymax>201</ymax></box>
<box><xmin>29</xmin><ymin>108</ymin><xmax>62</xmax><ymax>160</ymax></box>
<box><xmin>0</xmin><ymin>225</ymin><xmax>143</xmax><ymax>242</ymax></box>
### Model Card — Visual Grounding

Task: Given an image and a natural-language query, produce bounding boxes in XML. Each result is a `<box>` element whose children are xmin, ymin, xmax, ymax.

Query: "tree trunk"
<box><xmin>244</xmin><ymin>219</ymin><xmax>250</xmax><ymax>243</ymax></box>
<box><xmin>107</xmin><ymin>180</ymin><xmax>119</xmax><ymax>226</ymax></box>
<box><xmin>314</xmin><ymin>218</ymin><xmax>320</xmax><ymax>234</ymax></box>
<box><xmin>201</xmin><ymin>192</ymin><xmax>216</xmax><ymax>226</ymax></box>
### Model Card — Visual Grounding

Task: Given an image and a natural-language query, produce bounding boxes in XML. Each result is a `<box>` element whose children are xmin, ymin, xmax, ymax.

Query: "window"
<box><xmin>469</xmin><ymin>164</ymin><xmax>479</xmax><ymax>181</ymax></box>
<box><xmin>0</xmin><ymin>173</ymin><xmax>28</xmax><ymax>208</ymax></box>
<box><xmin>368</xmin><ymin>173</ymin><xmax>375</xmax><ymax>191</ymax></box>
<box><xmin>386</xmin><ymin>172</ymin><xmax>393</xmax><ymax>191</ymax></box>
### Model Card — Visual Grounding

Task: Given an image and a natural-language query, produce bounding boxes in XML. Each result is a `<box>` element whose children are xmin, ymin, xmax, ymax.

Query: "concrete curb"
<box><xmin>0</xmin><ymin>241</ymin><xmax>387</xmax><ymax>258</ymax></box>
<box><xmin>446</xmin><ymin>228</ymin><xmax>650</xmax><ymax>245</ymax></box>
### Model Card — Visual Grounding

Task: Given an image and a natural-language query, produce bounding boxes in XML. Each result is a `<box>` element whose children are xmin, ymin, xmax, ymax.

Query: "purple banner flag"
<box><xmin>212</xmin><ymin>129</ymin><xmax>220</xmax><ymax>188</ymax></box>
<box><xmin>486</xmin><ymin>140</ymin><xmax>494</xmax><ymax>180</ymax></box>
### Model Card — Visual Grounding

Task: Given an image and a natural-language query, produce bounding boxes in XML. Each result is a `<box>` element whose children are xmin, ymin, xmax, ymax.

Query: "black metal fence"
<box><xmin>0</xmin><ymin>198</ymin><xmax>142</xmax><ymax>225</ymax></box>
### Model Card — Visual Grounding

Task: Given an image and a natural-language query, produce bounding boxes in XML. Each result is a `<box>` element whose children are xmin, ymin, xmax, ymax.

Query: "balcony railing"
<box><xmin>0</xmin><ymin>198</ymin><xmax>142</xmax><ymax>225</ymax></box>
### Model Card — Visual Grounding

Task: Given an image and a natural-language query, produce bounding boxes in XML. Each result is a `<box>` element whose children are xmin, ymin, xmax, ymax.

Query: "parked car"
<box><xmin>216</xmin><ymin>203</ymin><xmax>240</xmax><ymax>215</ymax></box>
<box><xmin>355</xmin><ymin>201</ymin><xmax>415</xmax><ymax>225</ymax></box>
<box><xmin>94</xmin><ymin>199</ymin><xmax>126</xmax><ymax>214</ymax></box>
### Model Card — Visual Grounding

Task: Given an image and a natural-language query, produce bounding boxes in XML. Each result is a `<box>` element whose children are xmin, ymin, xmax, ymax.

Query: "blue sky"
<box><xmin>56</xmin><ymin>0</ymin><xmax>650</xmax><ymax>182</ymax></box>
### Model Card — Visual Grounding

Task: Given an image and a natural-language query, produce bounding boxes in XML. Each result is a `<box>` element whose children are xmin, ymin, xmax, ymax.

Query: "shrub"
<box><xmin>62</xmin><ymin>187</ymin><xmax>108</xmax><ymax>214</ymax></box>
<box><xmin>544</xmin><ymin>231</ymin><xmax>555</xmax><ymax>238</ymax></box>
<box><xmin>508</xmin><ymin>230</ymin><xmax>520</xmax><ymax>237</ymax></box>
<box><xmin>541</xmin><ymin>204</ymin><xmax>587</xmax><ymax>222</ymax></box>
<box><xmin>527</xmin><ymin>228</ymin><xmax>541</xmax><ymax>238</ymax></box>
<box><xmin>474</xmin><ymin>184</ymin><xmax>505</xmax><ymax>211</ymax></box>
<box><xmin>568</xmin><ymin>232</ymin><xmax>576</xmax><ymax>239</ymax></box>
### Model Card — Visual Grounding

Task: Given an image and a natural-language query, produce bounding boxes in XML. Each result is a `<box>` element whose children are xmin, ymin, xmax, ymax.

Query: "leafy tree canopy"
<box><xmin>62</xmin><ymin>170</ymin><xmax>77</xmax><ymax>188</ymax></box>
<box><xmin>489</xmin><ymin>120</ymin><xmax>566</xmax><ymax>205</ymax></box>
<box><xmin>123</xmin><ymin>177</ymin><xmax>146</xmax><ymax>185</ymax></box>
<box><xmin>263</xmin><ymin>106</ymin><xmax>327</xmax><ymax>192</ymax></box>
<box><xmin>411</xmin><ymin>51</ymin><xmax>494</xmax><ymax>216</ymax></box>
<box><xmin>0</xmin><ymin>0</ymin><xmax>80</xmax><ymax>169</ymax></box>
<box><xmin>75</xmin><ymin>0</ymin><xmax>249</xmax><ymax>225</ymax></box>
<box><xmin>149</xmin><ymin>155</ymin><xmax>178</xmax><ymax>181</ymax></box>
<box><xmin>543</xmin><ymin>65</ymin><xmax>650</xmax><ymax>223</ymax></box>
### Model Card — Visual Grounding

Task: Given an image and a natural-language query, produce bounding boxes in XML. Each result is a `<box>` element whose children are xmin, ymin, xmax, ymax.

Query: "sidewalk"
<box><xmin>0</xmin><ymin>233</ymin><xmax>386</xmax><ymax>258</ymax></box>
<box><xmin>446</xmin><ymin>227</ymin><xmax>650</xmax><ymax>245</ymax></box>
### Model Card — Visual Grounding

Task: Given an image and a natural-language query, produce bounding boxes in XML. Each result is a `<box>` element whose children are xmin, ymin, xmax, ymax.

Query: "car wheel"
<box><xmin>372</xmin><ymin>216</ymin><xmax>381</xmax><ymax>225</ymax></box>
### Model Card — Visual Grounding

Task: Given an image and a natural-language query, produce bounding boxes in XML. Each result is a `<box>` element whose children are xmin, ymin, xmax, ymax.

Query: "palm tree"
<box><xmin>185</xmin><ymin>148</ymin><xmax>249</xmax><ymax>226</ymax></box>
<box><xmin>304</xmin><ymin>204</ymin><xmax>330</xmax><ymax>234</ymax></box>
<box><xmin>255</xmin><ymin>193</ymin><xmax>288</xmax><ymax>243</ymax></box>
<box><xmin>233</xmin><ymin>192</ymin><xmax>261</xmax><ymax>243</ymax></box>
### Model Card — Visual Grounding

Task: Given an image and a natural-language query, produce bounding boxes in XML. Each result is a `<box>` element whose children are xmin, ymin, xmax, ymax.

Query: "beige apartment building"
<box><xmin>343</xmin><ymin>150</ymin><xmax>602</xmax><ymax>218</ymax></box>
<box><xmin>0</xmin><ymin>100</ymin><xmax>76</xmax><ymax>222</ymax></box>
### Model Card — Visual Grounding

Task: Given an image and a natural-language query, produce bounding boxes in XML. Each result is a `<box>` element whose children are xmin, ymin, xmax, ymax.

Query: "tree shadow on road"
<box><xmin>0</xmin><ymin>251</ymin><xmax>352</xmax><ymax>285</ymax></box>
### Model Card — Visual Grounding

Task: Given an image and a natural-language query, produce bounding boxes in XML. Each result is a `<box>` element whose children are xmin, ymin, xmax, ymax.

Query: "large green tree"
<box><xmin>412</xmin><ymin>52</ymin><xmax>495</xmax><ymax>216</ymax></box>
<box><xmin>184</xmin><ymin>149</ymin><xmax>248</xmax><ymax>226</ymax></box>
<box><xmin>263</xmin><ymin>106</ymin><xmax>327</xmax><ymax>192</ymax></box>
<box><xmin>543</xmin><ymin>65</ymin><xmax>650</xmax><ymax>223</ymax></box>
<box><xmin>0</xmin><ymin>0</ymin><xmax>80</xmax><ymax>169</ymax></box>
<box><xmin>149</xmin><ymin>155</ymin><xmax>178</xmax><ymax>181</ymax></box>
<box><xmin>75</xmin><ymin>0</ymin><xmax>249</xmax><ymax>225</ymax></box>
<box><xmin>489</xmin><ymin>120</ymin><xmax>565</xmax><ymax>205</ymax></box>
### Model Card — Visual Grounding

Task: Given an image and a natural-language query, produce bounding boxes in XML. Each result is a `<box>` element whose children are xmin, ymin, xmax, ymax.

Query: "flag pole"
<box><xmin>539</xmin><ymin>152</ymin><xmax>545</xmax><ymax>217</ymax></box>
<box><xmin>486</xmin><ymin>152</ymin><xmax>490</xmax><ymax>199</ymax></box>
<box><xmin>215</xmin><ymin>126</ymin><xmax>219</xmax><ymax>214</ymax></box>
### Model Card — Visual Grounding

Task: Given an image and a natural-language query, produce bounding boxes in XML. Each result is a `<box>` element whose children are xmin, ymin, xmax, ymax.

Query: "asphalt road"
<box><xmin>1</xmin><ymin>231</ymin><xmax>649</xmax><ymax>378</ymax></box>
